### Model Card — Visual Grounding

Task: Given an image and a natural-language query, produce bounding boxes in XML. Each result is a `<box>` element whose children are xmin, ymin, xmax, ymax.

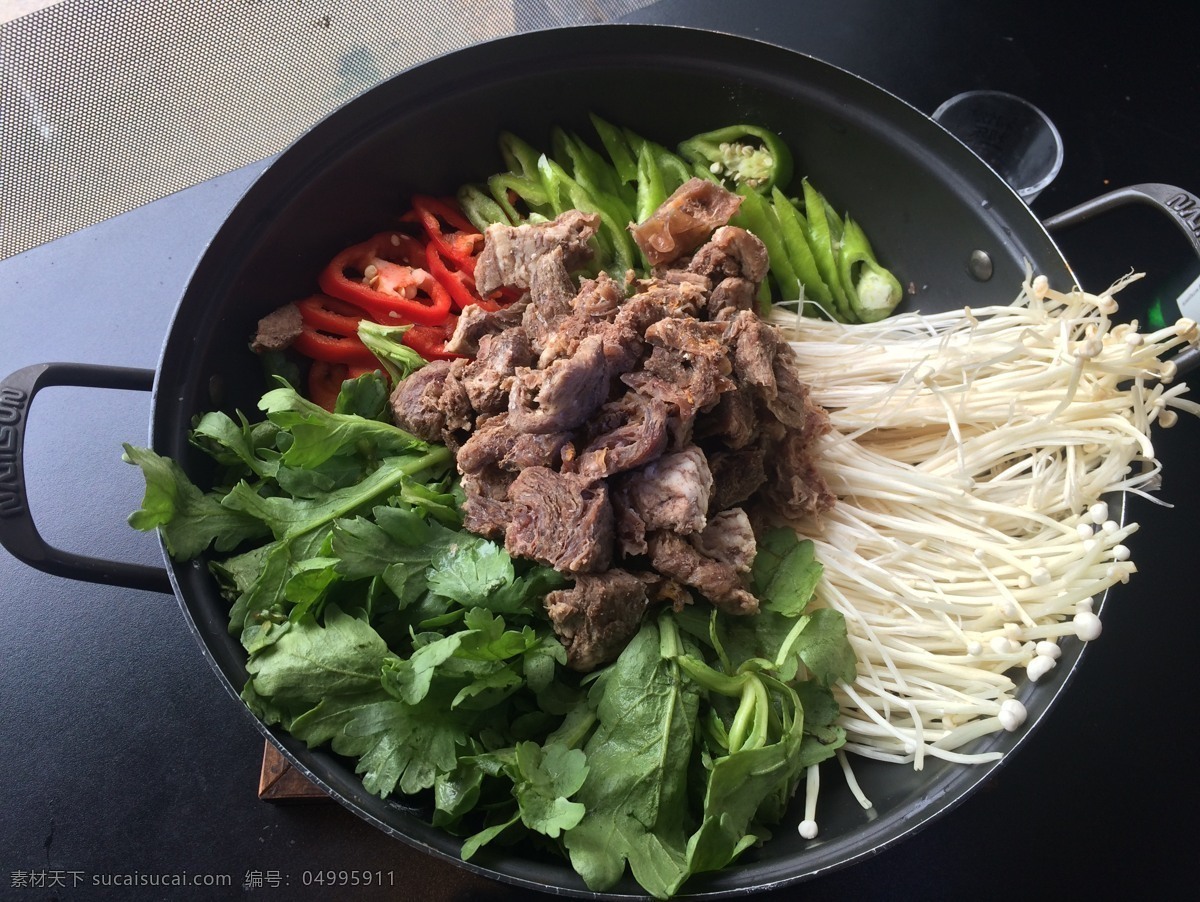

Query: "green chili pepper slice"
<box><xmin>839</xmin><ymin>216</ymin><xmax>904</xmax><ymax>322</ymax></box>
<box><xmin>770</xmin><ymin>187</ymin><xmax>834</xmax><ymax>314</ymax></box>
<box><xmin>678</xmin><ymin>124</ymin><xmax>794</xmax><ymax>195</ymax></box>
<box><xmin>801</xmin><ymin>179</ymin><xmax>855</xmax><ymax>322</ymax></box>
<box><xmin>551</xmin><ymin>127</ymin><xmax>634</xmax><ymax>219</ymax></box>
<box><xmin>588</xmin><ymin>112</ymin><xmax>641</xmax><ymax>187</ymax></box>
<box><xmin>456</xmin><ymin>183</ymin><xmax>514</xmax><ymax>231</ymax></box>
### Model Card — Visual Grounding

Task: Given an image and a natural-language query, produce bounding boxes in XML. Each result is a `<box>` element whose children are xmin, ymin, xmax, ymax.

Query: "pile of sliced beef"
<box><xmin>389</xmin><ymin>178</ymin><xmax>835</xmax><ymax>671</ymax></box>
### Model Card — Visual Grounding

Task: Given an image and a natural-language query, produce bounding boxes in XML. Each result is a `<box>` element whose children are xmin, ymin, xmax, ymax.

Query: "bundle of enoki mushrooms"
<box><xmin>768</xmin><ymin>270</ymin><xmax>1198</xmax><ymax>785</ymax></box>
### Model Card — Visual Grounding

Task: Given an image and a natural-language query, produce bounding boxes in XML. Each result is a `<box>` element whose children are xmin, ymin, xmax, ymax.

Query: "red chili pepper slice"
<box><xmin>402</xmin><ymin>317</ymin><xmax>464</xmax><ymax>362</ymax></box>
<box><xmin>411</xmin><ymin>195</ymin><xmax>484</xmax><ymax>273</ymax></box>
<box><xmin>290</xmin><ymin>294</ymin><xmax>378</xmax><ymax>366</ymax></box>
<box><xmin>318</xmin><ymin>231</ymin><xmax>452</xmax><ymax>326</ymax></box>
<box><xmin>425</xmin><ymin>241</ymin><xmax>501</xmax><ymax>313</ymax></box>
<box><xmin>295</xmin><ymin>293</ymin><xmax>367</xmax><ymax>335</ymax></box>
<box><xmin>292</xmin><ymin>324</ymin><xmax>379</xmax><ymax>367</ymax></box>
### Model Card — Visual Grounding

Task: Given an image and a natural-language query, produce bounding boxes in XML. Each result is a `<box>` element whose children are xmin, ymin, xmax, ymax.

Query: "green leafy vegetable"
<box><xmin>355</xmin><ymin>320</ymin><xmax>426</xmax><ymax>387</ymax></box>
<box><xmin>564</xmin><ymin>619</ymin><xmax>699</xmax><ymax>898</ymax></box>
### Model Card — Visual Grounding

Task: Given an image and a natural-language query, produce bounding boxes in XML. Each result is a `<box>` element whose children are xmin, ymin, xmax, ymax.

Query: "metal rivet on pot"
<box><xmin>968</xmin><ymin>249</ymin><xmax>994</xmax><ymax>281</ymax></box>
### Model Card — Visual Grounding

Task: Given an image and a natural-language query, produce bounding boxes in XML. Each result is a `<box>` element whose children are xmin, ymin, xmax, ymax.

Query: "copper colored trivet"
<box><xmin>258</xmin><ymin>741</ymin><xmax>331</xmax><ymax>802</ymax></box>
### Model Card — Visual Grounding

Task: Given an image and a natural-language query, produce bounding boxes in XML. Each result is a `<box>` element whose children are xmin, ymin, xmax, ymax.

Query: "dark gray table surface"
<box><xmin>2</xmin><ymin>2</ymin><xmax>1197</xmax><ymax>899</ymax></box>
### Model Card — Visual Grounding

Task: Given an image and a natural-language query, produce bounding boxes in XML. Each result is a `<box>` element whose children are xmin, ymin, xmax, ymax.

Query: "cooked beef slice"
<box><xmin>444</xmin><ymin>298</ymin><xmax>528</xmax><ymax>357</ymax></box>
<box><xmin>687</xmin><ymin>225</ymin><xmax>770</xmax><ymax>283</ymax></box>
<box><xmin>460</xmin><ymin>468</ymin><xmax>515</xmax><ymax>540</ymax></box>
<box><xmin>505</xmin><ymin>467</ymin><xmax>614</xmax><ymax>573</ymax></box>
<box><xmin>619</xmin><ymin>445</ymin><xmax>712</xmax><ymax>535</ymax></box>
<box><xmin>571</xmin><ymin>270</ymin><xmax>627</xmax><ymax>318</ymax></box>
<box><xmin>388</xmin><ymin>359</ymin><xmax>472</xmax><ymax>444</ymax></box>
<box><xmin>503</xmin><ymin>430</ymin><xmax>576</xmax><ymax>472</ymax></box>
<box><xmin>614</xmin><ymin>278</ymin><xmax>706</xmax><ymax>335</ymax></box>
<box><xmin>644</xmin><ymin>316</ymin><xmax>729</xmax><ymax>358</ymax></box>
<box><xmin>456</xmin><ymin>412</ymin><xmax>574</xmax><ymax>475</ymax></box>
<box><xmin>695</xmin><ymin>385</ymin><xmax>759</xmax><ymax>449</ymax></box>
<box><xmin>763</xmin><ymin>429</ymin><xmax>836</xmax><ymax>520</ymax></box>
<box><xmin>456</xmin><ymin>414</ymin><xmax>517</xmax><ymax>475</ymax></box>
<box><xmin>474</xmin><ymin>210</ymin><xmax>600</xmax><ymax>295</ymax></box>
<box><xmin>622</xmin><ymin>343</ymin><xmax>735</xmax><ymax>421</ymax></box>
<box><xmin>609</xmin><ymin>478</ymin><xmax>648</xmax><ymax>558</ymax></box>
<box><xmin>458</xmin><ymin>327</ymin><xmax>534</xmax><ymax>415</ymax></box>
<box><xmin>624</xmin><ymin>316</ymin><xmax>737</xmax><ymax>420</ymax></box>
<box><xmin>523</xmin><ymin>246</ymin><xmax>579</xmax><ymax>352</ymax></box>
<box><xmin>707</xmin><ymin>444</ymin><xmax>768</xmax><ymax>513</ymax></box>
<box><xmin>536</xmin><ymin>314</ymin><xmax>644</xmax><ymax>375</ymax></box>
<box><xmin>251</xmin><ymin>303</ymin><xmax>303</xmax><ymax>353</ymax></box>
<box><xmin>543</xmin><ymin>569</ymin><xmax>650</xmax><ymax>671</ymax></box>
<box><xmin>646</xmin><ymin>530</ymin><xmax>758</xmax><ymax>615</ymax></box>
<box><xmin>688</xmin><ymin>507</ymin><xmax>757</xmax><ymax>573</ymax></box>
<box><xmin>629</xmin><ymin>178</ymin><xmax>744</xmax><ymax>267</ymax></box>
<box><xmin>723</xmin><ymin>309</ymin><xmax>780</xmax><ymax>399</ymax></box>
<box><xmin>508</xmin><ymin>332</ymin><xmax>611</xmax><ymax>434</ymax></box>
<box><xmin>575</xmin><ymin>391</ymin><xmax>671</xmax><ymax>479</ymax></box>
<box><xmin>767</xmin><ymin>346</ymin><xmax>833</xmax><ymax>442</ymax></box>
<box><xmin>706</xmin><ymin>276</ymin><xmax>758</xmax><ymax>318</ymax></box>
<box><xmin>654</xmin><ymin>268</ymin><xmax>712</xmax><ymax>292</ymax></box>
<box><xmin>633</xmin><ymin>570</ymin><xmax>694</xmax><ymax>611</ymax></box>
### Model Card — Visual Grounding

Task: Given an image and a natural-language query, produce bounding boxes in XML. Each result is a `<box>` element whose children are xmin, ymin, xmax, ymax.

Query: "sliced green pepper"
<box><xmin>770</xmin><ymin>187</ymin><xmax>834</xmax><ymax>314</ymax></box>
<box><xmin>801</xmin><ymin>179</ymin><xmax>855</xmax><ymax>322</ymax></box>
<box><xmin>550</xmin><ymin>127</ymin><xmax>634</xmax><ymax>219</ymax></box>
<box><xmin>621</xmin><ymin>129</ymin><xmax>693</xmax><ymax>223</ymax></box>
<box><xmin>487</xmin><ymin>171</ymin><xmax>551</xmax><ymax>224</ymax></box>
<box><xmin>536</xmin><ymin>154</ymin><xmax>636</xmax><ymax>277</ymax></box>
<box><xmin>497</xmin><ymin>131</ymin><xmax>543</xmax><ymax>182</ymax></box>
<box><xmin>633</xmin><ymin>141</ymin><xmax>668</xmax><ymax>225</ymax></box>
<box><xmin>678</xmin><ymin>124</ymin><xmax>794</xmax><ymax>196</ymax></box>
<box><xmin>589</xmin><ymin>112</ymin><xmax>640</xmax><ymax>187</ymax></box>
<box><xmin>484</xmin><ymin>132</ymin><xmax>555</xmax><ymax>222</ymax></box>
<box><xmin>838</xmin><ymin>217</ymin><xmax>904</xmax><ymax>322</ymax></box>
<box><xmin>456</xmin><ymin>183</ymin><xmax>513</xmax><ymax>231</ymax></box>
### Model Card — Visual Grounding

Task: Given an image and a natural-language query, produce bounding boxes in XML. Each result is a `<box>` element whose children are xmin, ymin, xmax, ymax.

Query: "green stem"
<box><xmin>282</xmin><ymin>446</ymin><xmax>453</xmax><ymax>540</ymax></box>
<box><xmin>726</xmin><ymin>677</ymin><xmax>760</xmax><ymax>753</ymax></box>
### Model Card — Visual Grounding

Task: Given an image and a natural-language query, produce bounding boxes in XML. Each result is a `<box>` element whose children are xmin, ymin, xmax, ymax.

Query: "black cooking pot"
<box><xmin>2</xmin><ymin>25</ymin><xmax>1198</xmax><ymax>899</ymax></box>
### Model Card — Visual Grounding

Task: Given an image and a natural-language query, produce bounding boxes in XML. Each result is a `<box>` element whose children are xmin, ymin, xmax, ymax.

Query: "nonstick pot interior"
<box><xmin>149</xmin><ymin>24</ymin><xmax>1079</xmax><ymax>898</ymax></box>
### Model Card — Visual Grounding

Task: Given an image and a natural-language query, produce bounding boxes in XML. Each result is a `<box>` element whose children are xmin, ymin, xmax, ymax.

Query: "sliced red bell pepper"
<box><xmin>318</xmin><ymin>231</ymin><xmax>452</xmax><ymax>326</ymax></box>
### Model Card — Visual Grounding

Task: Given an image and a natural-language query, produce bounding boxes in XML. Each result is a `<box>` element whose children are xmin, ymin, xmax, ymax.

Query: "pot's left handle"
<box><xmin>0</xmin><ymin>362</ymin><xmax>173</xmax><ymax>594</ymax></box>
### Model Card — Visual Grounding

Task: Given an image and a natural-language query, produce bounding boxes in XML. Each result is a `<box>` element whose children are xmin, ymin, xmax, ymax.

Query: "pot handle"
<box><xmin>1044</xmin><ymin>183</ymin><xmax>1200</xmax><ymax>378</ymax></box>
<box><xmin>0</xmin><ymin>362</ymin><xmax>172</xmax><ymax>594</ymax></box>
<box><xmin>1042</xmin><ymin>183</ymin><xmax>1200</xmax><ymax>255</ymax></box>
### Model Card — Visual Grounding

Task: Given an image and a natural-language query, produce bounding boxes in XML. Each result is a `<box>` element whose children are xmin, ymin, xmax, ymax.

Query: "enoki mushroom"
<box><xmin>768</xmin><ymin>270</ymin><xmax>1198</xmax><ymax>828</ymax></box>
